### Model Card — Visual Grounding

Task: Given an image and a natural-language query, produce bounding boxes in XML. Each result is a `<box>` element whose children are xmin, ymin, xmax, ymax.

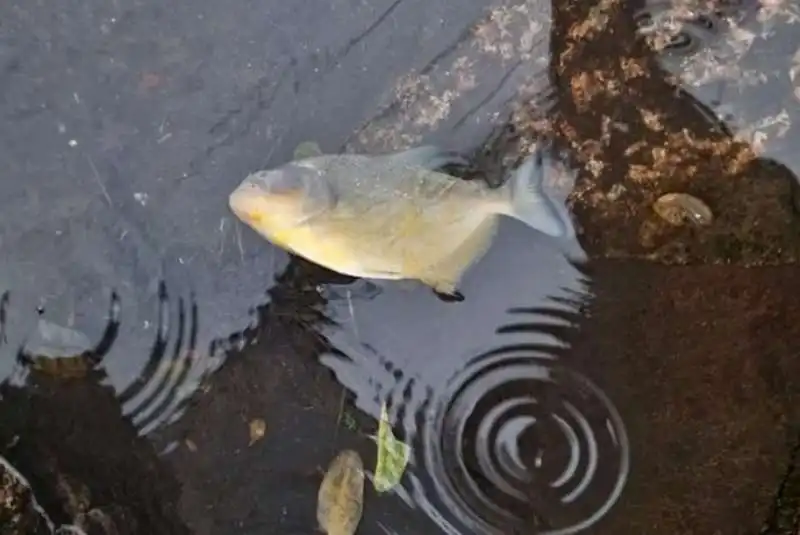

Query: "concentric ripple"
<box><xmin>3</xmin><ymin>279</ymin><xmax>211</xmax><ymax>439</ymax></box>
<box><xmin>423</xmin><ymin>345</ymin><xmax>629</xmax><ymax>535</ymax></box>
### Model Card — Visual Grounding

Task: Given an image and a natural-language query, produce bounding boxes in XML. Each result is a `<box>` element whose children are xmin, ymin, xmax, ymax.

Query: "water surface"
<box><xmin>1</xmin><ymin>0</ymin><xmax>799</xmax><ymax>533</ymax></box>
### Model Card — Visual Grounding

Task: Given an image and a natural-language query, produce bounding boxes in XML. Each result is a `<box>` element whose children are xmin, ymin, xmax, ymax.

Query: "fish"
<box><xmin>228</xmin><ymin>142</ymin><xmax>574</xmax><ymax>296</ymax></box>
<box><xmin>316</xmin><ymin>449</ymin><xmax>365</xmax><ymax>535</ymax></box>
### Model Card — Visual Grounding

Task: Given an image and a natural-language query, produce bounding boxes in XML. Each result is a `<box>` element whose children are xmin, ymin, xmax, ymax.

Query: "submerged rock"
<box><xmin>19</xmin><ymin>320</ymin><xmax>96</xmax><ymax>380</ymax></box>
<box><xmin>653</xmin><ymin>192</ymin><xmax>714</xmax><ymax>227</ymax></box>
<box><xmin>23</xmin><ymin>320</ymin><xmax>93</xmax><ymax>360</ymax></box>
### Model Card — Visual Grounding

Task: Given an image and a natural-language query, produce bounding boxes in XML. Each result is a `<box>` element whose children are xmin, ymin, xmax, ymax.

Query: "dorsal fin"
<box><xmin>293</xmin><ymin>140</ymin><xmax>323</xmax><ymax>160</ymax></box>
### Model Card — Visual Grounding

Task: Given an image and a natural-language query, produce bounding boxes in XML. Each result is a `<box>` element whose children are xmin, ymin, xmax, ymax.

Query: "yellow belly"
<box><xmin>267</xmin><ymin>224</ymin><xmax>400</xmax><ymax>279</ymax></box>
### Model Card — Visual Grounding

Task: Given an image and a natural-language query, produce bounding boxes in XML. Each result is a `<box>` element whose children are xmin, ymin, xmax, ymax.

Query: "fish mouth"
<box><xmin>228</xmin><ymin>184</ymin><xmax>263</xmax><ymax>224</ymax></box>
<box><xmin>228</xmin><ymin>181</ymin><xmax>303</xmax><ymax>227</ymax></box>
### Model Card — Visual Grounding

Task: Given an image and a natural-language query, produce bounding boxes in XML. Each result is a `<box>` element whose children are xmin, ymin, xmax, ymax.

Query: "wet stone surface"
<box><xmin>0</xmin><ymin>368</ymin><xmax>191</xmax><ymax>535</ymax></box>
<box><xmin>483</xmin><ymin>0</ymin><xmax>800</xmax><ymax>266</ymax></box>
<box><xmin>1</xmin><ymin>0</ymin><xmax>799</xmax><ymax>533</ymax></box>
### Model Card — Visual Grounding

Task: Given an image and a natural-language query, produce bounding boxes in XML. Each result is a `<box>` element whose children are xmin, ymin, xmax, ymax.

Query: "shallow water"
<box><xmin>1</xmin><ymin>0</ymin><xmax>799</xmax><ymax>533</ymax></box>
<box><xmin>316</xmin><ymin>222</ymin><xmax>627</xmax><ymax>534</ymax></box>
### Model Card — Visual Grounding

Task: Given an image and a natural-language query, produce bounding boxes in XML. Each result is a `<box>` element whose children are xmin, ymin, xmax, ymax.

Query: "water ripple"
<box><xmin>3</xmin><ymin>279</ymin><xmax>213</xmax><ymax>438</ymax></box>
<box><xmin>315</xmin><ymin>231</ymin><xmax>629</xmax><ymax>533</ymax></box>
<box><xmin>420</xmin><ymin>342</ymin><xmax>629</xmax><ymax>534</ymax></box>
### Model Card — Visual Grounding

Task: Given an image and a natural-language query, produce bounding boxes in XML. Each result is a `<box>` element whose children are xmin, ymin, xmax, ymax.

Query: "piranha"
<box><xmin>228</xmin><ymin>142</ymin><xmax>574</xmax><ymax>296</ymax></box>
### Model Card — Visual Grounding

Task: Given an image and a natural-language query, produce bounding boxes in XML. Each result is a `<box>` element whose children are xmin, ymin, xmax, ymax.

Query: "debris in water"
<box><xmin>248</xmin><ymin>418</ymin><xmax>266</xmax><ymax>446</ymax></box>
<box><xmin>369</xmin><ymin>402</ymin><xmax>410</xmax><ymax>494</ymax></box>
<box><xmin>138</xmin><ymin>72</ymin><xmax>162</xmax><ymax>91</ymax></box>
<box><xmin>185</xmin><ymin>439</ymin><xmax>198</xmax><ymax>452</ymax></box>
<box><xmin>342</xmin><ymin>412</ymin><xmax>358</xmax><ymax>432</ymax></box>
<box><xmin>25</xmin><ymin>319</ymin><xmax>93</xmax><ymax>358</ymax></box>
<box><xmin>316</xmin><ymin>449</ymin><xmax>365</xmax><ymax>535</ymax></box>
<box><xmin>20</xmin><ymin>319</ymin><xmax>96</xmax><ymax>379</ymax></box>
<box><xmin>653</xmin><ymin>192</ymin><xmax>713</xmax><ymax>227</ymax></box>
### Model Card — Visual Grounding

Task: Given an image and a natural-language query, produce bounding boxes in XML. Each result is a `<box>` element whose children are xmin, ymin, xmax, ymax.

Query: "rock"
<box><xmin>652</xmin><ymin>192</ymin><xmax>714</xmax><ymax>227</ymax></box>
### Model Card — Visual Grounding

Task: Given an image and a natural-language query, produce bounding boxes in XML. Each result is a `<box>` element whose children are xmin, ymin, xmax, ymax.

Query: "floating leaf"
<box><xmin>370</xmin><ymin>402</ymin><xmax>411</xmax><ymax>493</ymax></box>
<box><xmin>317</xmin><ymin>449</ymin><xmax>365</xmax><ymax>535</ymax></box>
<box><xmin>293</xmin><ymin>140</ymin><xmax>323</xmax><ymax>160</ymax></box>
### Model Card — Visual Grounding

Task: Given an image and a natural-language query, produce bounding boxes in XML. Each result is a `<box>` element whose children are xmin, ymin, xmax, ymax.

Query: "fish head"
<box><xmin>228</xmin><ymin>159</ymin><xmax>337</xmax><ymax>234</ymax></box>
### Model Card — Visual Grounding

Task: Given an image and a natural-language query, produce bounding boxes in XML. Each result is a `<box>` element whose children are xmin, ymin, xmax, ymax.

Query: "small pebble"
<box><xmin>653</xmin><ymin>192</ymin><xmax>713</xmax><ymax>227</ymax></box>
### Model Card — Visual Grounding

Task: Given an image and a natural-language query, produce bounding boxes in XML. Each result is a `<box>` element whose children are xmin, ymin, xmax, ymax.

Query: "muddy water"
<box><xmin>1</xmin><ymin>0</ymin><xmax>799</xmax><ymax>534</ymax></box>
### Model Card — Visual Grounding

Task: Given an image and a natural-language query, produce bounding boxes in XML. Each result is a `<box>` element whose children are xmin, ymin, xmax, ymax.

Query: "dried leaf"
<box><xmin>248</xmin><ymin>418</ymin><xmax>266</xmax><ymax>446</ymax></box>
<box><xmin>370</xmin><ymin>403</ymin><xmax>411</xmax><ymax>493</ymax></box>
<box><xmin>317</xmin><ymin>450</ymin><xmax>365</xmax><ymax>535</ymax></box>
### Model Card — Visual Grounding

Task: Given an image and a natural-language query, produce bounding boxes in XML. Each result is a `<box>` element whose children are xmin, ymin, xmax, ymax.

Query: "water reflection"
<box><xmin>2</xmin><ymin>280</ymin><xmax>210</xmax><ymax>438</ymax></box>
<box><xmin>636</xmin><ymin>0</ymin><xmax>800</xmax><ymax>174</ymax></box>
<box><xmin>315</xmin><ymin>206</ymin><xmax>629</xmax><ymax>533</ymax></box>
<box><xmin>421</xmin><ymin>327</ymin><xmax>628</xmax><ymax>535</ymax></box>
<box><xmin>346</xmin><ymin>0</ymin><xmax>555</xmax><ymax>153</ymax></box>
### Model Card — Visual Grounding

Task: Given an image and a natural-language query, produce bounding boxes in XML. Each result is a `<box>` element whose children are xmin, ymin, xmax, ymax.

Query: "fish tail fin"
<box><xmin>503</xmin><ymin>149</ymin><xmax>575</xmax><ymax>239</ymax></box>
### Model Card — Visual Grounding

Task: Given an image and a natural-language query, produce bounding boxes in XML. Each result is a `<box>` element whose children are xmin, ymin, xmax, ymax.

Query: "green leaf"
<box><xmin>370</xmin><ymin>402</ymin><xmax>411</xmax><ymax>493</ymax></box>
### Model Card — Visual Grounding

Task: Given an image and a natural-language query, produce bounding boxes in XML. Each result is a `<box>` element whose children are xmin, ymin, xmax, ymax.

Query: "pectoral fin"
<box><xmin>386</xmin><ymin>145</ymin><xmax>471</xmax><ymax>172</ymax></box>
<box><xmin>296</xmin><ymin>179</ymin><xmax>338</xmax><ymax>224</ymax></box>
<box><xmin>422</xmin><ymin>278</ymin><xmax>459</xmax><ymax>296</ymax></box>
